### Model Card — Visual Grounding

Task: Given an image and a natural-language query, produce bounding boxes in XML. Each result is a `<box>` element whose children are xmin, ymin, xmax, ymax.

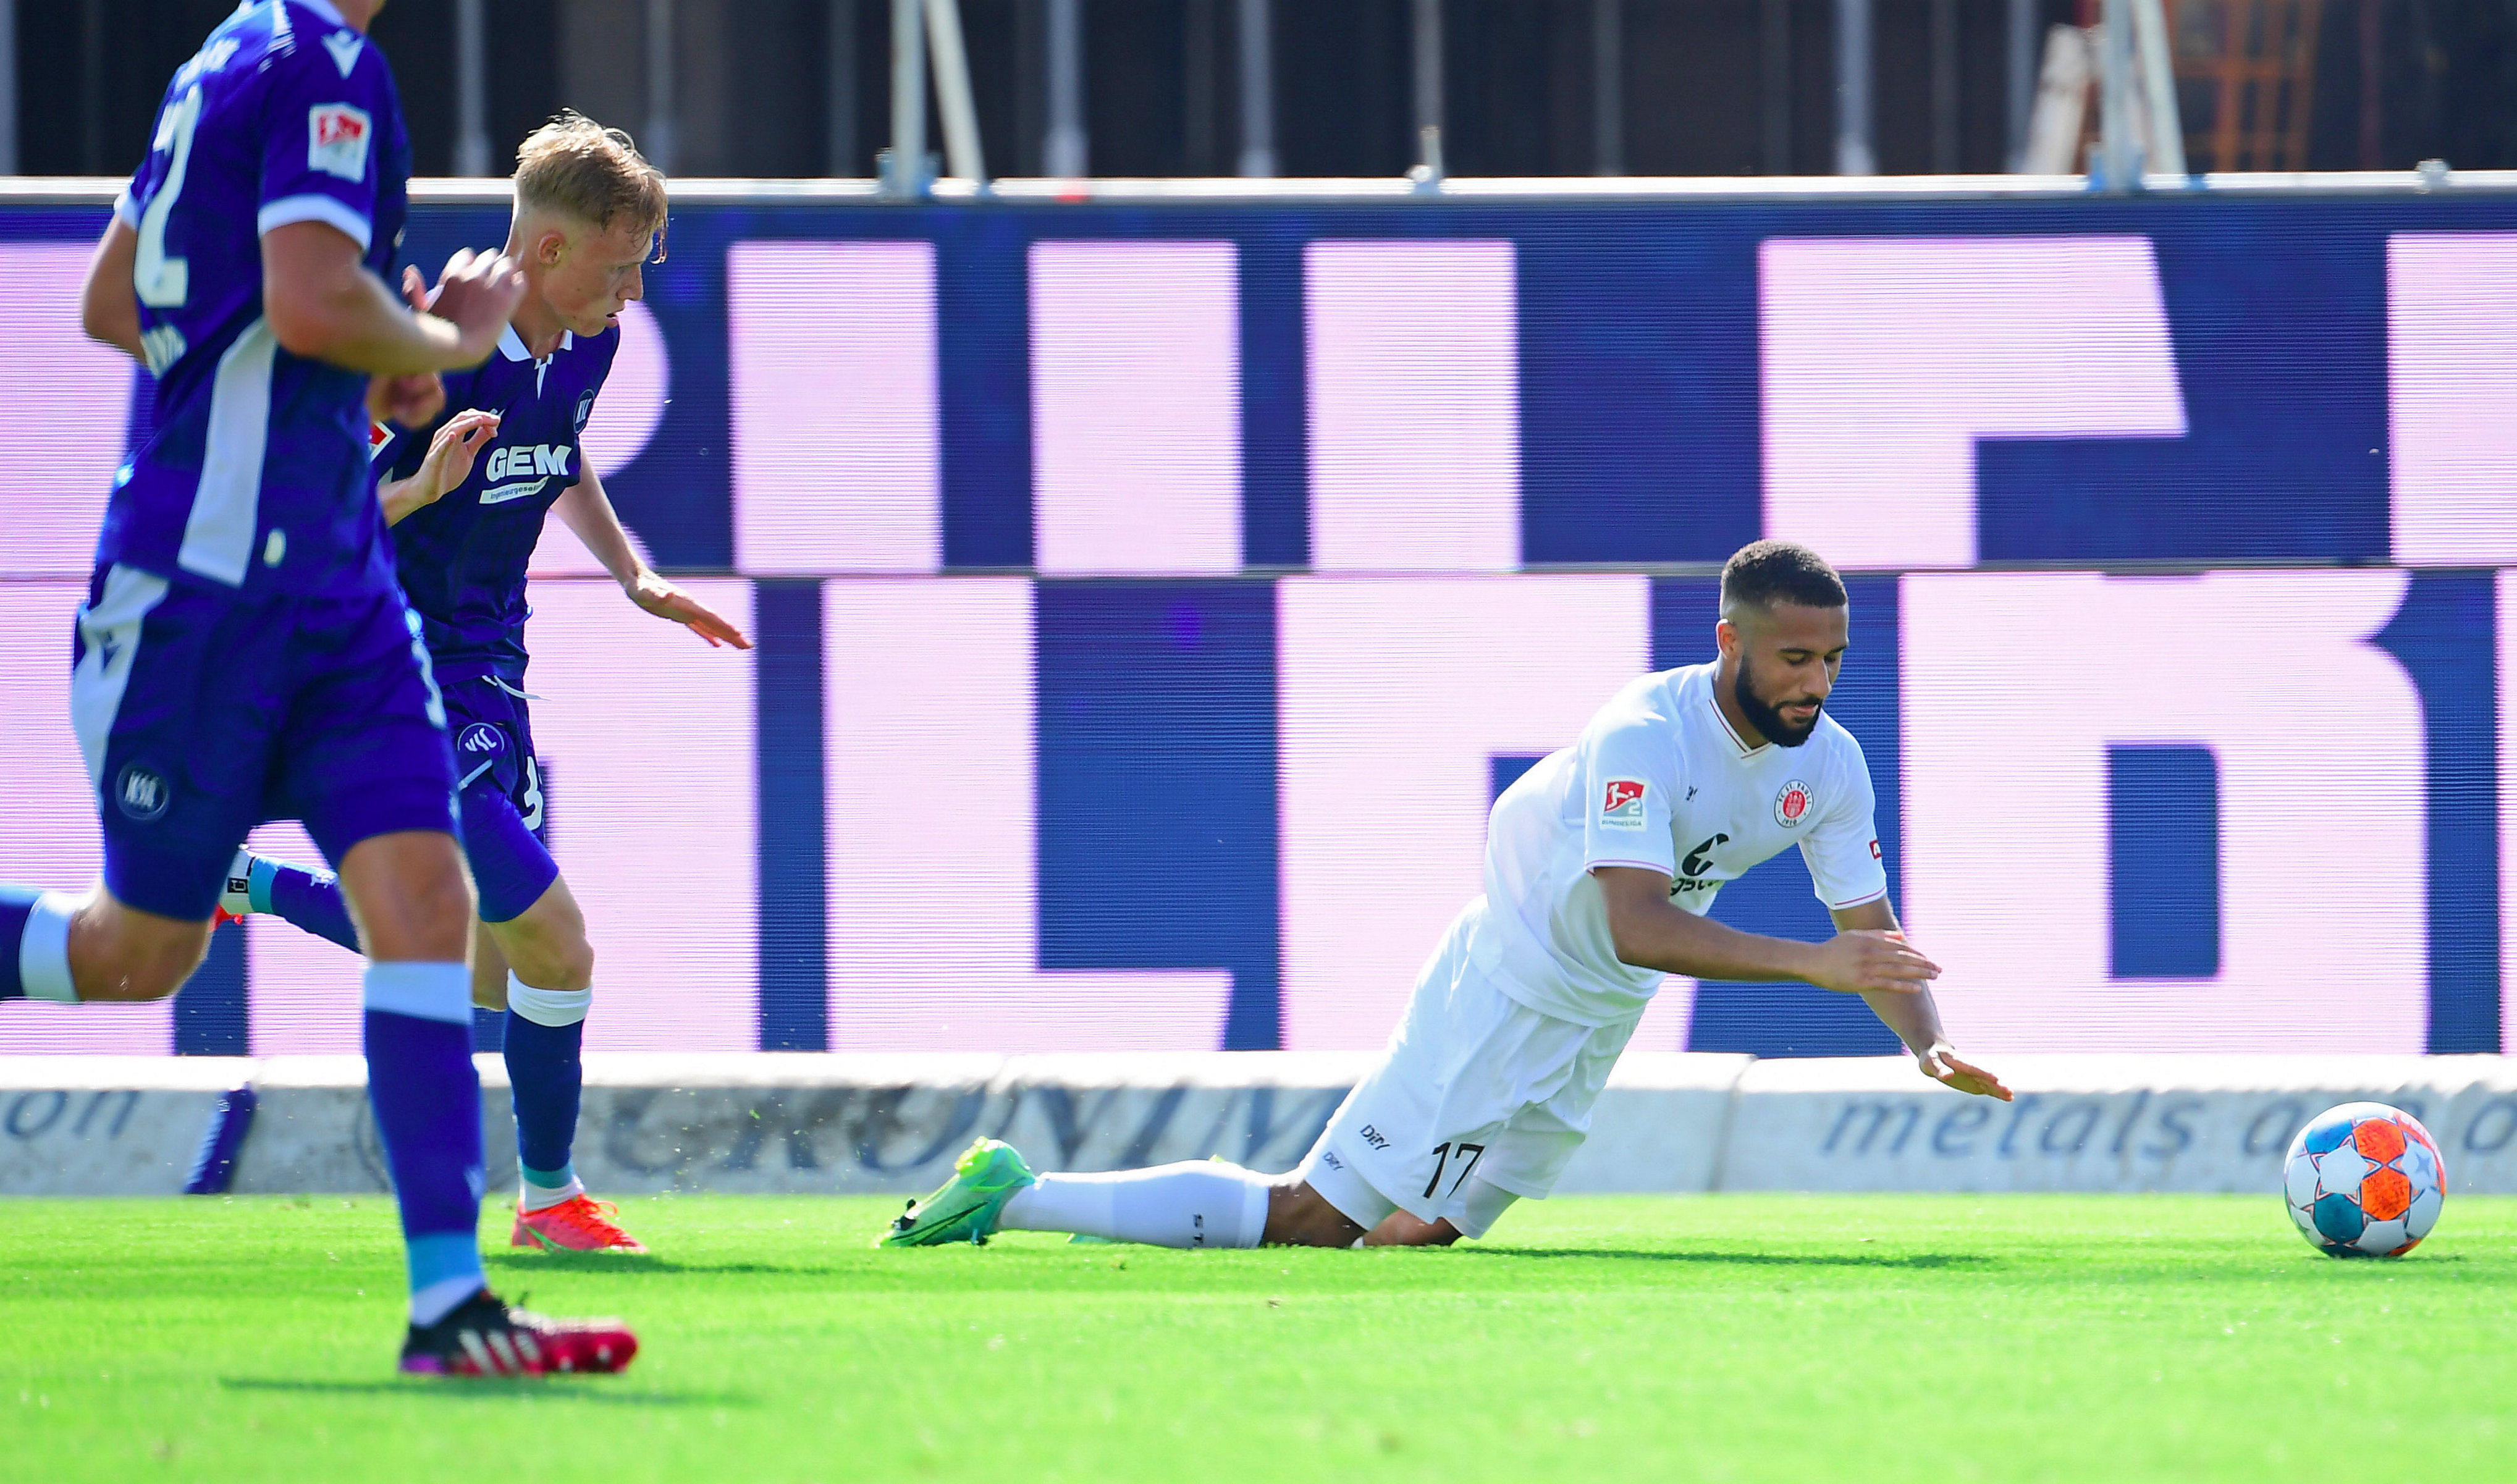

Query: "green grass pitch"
<box><xmin>6</xmin><ymin>1194</ymin><xmax>2516</xmax><ymax>1483</ymax></box>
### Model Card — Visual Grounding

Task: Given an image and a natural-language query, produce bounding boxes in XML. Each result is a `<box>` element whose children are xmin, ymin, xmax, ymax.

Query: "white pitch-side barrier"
<box><xmin>7</xmin><ymin>1052</ymin><xmax>2517</xmax><ymax>1199</ymax></box>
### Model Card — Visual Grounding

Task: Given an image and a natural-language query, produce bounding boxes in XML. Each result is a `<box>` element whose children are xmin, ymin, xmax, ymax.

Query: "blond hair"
<box><xmin>513</xmin><ymin>111</ymin><xmax>667</xmax><ymax>241</ymax></box>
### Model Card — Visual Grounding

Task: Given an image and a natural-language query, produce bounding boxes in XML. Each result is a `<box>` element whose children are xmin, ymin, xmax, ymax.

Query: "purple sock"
<box><xmin>0</xmin><ymin>888</ymin><xmax>36</xmax><ymax>999</ymax></box>
<box><xmin>253</xmin><ymin>858</ymin><xmax>360</xmax><ymax>953</ymax></box>
<box><xmin>504</xmin><ymin>1003</ymin><xmax>586</xmax><ymax>1183</ymax></box>
<box><xmin>361</xmin><ymin>962</ymin><xmax>487</xmax><ymax>1318</ymax></box>
<box><xmin>1</xmin><ymin>886</ymin><xmax>75</xmax><ymax>1002</ymax></box>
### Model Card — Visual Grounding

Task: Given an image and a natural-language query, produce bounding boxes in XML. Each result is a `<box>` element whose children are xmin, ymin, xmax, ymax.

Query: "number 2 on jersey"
<box><xmin>133</xmin><ymin>84</ymin><xmax>203</xmax><ymax>310</ymax></box>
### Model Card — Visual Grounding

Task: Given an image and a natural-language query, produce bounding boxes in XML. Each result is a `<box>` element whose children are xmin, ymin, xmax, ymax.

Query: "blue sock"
<box><xmin>504</xmin><ymin>976</ymin><xmax>590</xmax><ymax>1201</ymax></box>
<box><xmin>1</xmin><ymin>886</ymin><xmax>77</xmax><ymax>1003</ymax></box>
<box><xmin>361</xmin><ymin>961</ymin><xmax>487</xmax><ymax>1325</ymax></box>
<box><xmin>253</xmin><ymin>858</ymin><xmax>360</xmax><ymax>953</ymax></box>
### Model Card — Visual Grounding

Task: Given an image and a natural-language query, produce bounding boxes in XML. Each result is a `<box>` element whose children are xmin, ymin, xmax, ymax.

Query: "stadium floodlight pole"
<box><xmin>1043</xmin><ymin>0</ymin><xmax>1086</xmax><ymax>178</ymax></box>
<box><xmin>1833</xmin><ymin>0</ymin><xmax>1874</xmax><ymax>175</ymax></box>
<box><xmin>2004</xmin><ymin>0</ymin><xmax>2037</xmax><ymax>171</ymax></box>
<box><xmin>453</xmin><ymin>0</ymin><xmax>490</xmax><ymax>177</ymax></box>
<box><xmin>1236</xmin><ymin>0</ymin><xmax>1276</xmax><ymax>177</ymax></box>
<box><xmin>1929</xmin><ymin>0</ymin><xmax>1958</xmax><ymax>173</ymax></box>
<box><xmin>0</xmin><ymin>0</ymin><xmax>16</xmax><ymax>175</ymax></box>
<box><xmin>644</xmin><ymin>0</ymin><xmax>677</xmax><ymax>174</ymax></box>
<box><xmin>882</xmin><ymin>0</ymin><xmax>929</xmax><ymax>200</ymax></box>
<box><xmin>1411</xmin><ymin>0</ymin><xmax>1443</xmax><ymax>179</ymax></box>
<box><xmin>1758</xmin><ymin>0</ymin><xmax>1789</xmax><ymax>175</ymax></box>
<box><xmin>924</xmin><ymin>0</ymin><xmax>986</xmax><ymax>183</ymax></box>
<box><xmin>2098</xmin><ymin>0</ymin><xmax>2138</xmax><ymax>192</ymax></box>
<box><xmin>829</xmin><ymin>0</ymin><xmax>858</xmax><ymax>175</ymax></box>
<box><xmin>1594</xmin><ymin>0</ymin><xmax>1624</xmax><ymax>176</ymax></box>
<box><xmin>2130</xmin><ymin>0</ymin><xmax>2187</xmax><ymax>178</ymax></box>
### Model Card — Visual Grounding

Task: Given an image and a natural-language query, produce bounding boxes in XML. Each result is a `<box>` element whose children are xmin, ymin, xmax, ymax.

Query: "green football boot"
<box><xmin>879</xmin><ymin>1138</ymin><xmax>1037</xmax><ymax>1247</ymax></box>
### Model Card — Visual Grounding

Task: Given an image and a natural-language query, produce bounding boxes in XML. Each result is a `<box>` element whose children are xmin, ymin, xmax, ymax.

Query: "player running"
<box><xmin>0</xmin><ymin>2</ymin><xmax>633</xmax><ymax>1373</ymax></box>
<box><xmin>219</xmin><ymin>112</ymin><xmax>750</xmax><ymax>1257</ymax></box>
<box><xmin>882</xmin><ymin>541</ymin><xmax>2012</xmax><ymax>1250</ymax></box>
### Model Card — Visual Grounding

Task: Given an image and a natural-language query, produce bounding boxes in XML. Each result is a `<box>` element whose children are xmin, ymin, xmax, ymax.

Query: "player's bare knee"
<box><xmin>500</xmin><ymin>927</ymin><xmax>592</xmax><ymax>993</ymax></box>
<box><xmin>551</xmin><ymin>933</ymin><xmax>594</xmax><ymax>993</ymax></box>
<box><xmin>1363</xmin><ymin>1212</ymin><xmax>1462</xmax><ymax>1247</ymax></box>
<box><xmin>340</xmin><ymin>833</ymin><xmax>475</xmax><ymax>961</ymax></box>
<box><xmin>1262</xmin><ymin>1181</ymin><xmax>1367</xmax><ymax>1247</ymax></box>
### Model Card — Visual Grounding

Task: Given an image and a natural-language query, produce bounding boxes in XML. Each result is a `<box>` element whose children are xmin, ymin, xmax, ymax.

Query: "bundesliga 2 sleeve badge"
<box><xmin>1600</xmin><ymin>779</ymin><xmax>1648</xmax><ymax>830</ymax></box>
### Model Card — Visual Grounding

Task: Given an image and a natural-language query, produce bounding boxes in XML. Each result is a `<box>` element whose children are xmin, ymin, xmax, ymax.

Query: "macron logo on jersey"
<box><xmin>1600</xmin><ymin>778</ymin><xmax>1648</xmax><ymax>830</ymax></box>
<box><xmin>308</xmin><ymin>103</ymin><xmax>371</xmax><ymax>182</ymax></box>
<box><xmin>322</xmin><ymin>29</ymin><xmax>365</xmax><ymax>78</ymax></box>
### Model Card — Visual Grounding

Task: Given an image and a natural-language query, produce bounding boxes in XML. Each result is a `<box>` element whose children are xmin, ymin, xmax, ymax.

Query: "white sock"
<box><xmin>998</xmin><ymin>1161</ymin><xmax>1271</xmax><ymax>1249</ymax></box>
<box><xmin>520</xmin><ymin>1173</ymin><xmax>586</xmax><ymax>1212</ymax></box>
<box><xmin>505</xmin><ymin>974</ymin><xmax>591</xmax><ymax>1027</ymax></box>
<box><xmin>410</xmin><ymin>1275</ymin><xmax>481</xmax><ymax>1328</ymax></box>
<box><xmin>17</xmin><ymin>892</ymin><xmax>77</xmax><ymax>1003</ymax></box>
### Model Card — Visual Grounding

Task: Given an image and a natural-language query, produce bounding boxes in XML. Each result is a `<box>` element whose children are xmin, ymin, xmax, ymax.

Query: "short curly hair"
<box><xmin>513</xmin><ymin>110</ymin><xmax>667</xmax><ymax>240</ymax></box>
<box><xmin>1720</xmin><ymin>539</ymin><xmax>1847</xmax><ymax>615</ymax></box>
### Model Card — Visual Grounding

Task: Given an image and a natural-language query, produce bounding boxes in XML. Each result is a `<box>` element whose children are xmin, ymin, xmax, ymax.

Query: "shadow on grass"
<box><xmin>219</xmin><ymin>1377</ymin><xmax>752</xmax><ymax>1406</ymax></box>
<box><xmin>486</xmin><ymin>1254</ymin><xmax>814</xmax><ymax>1276</ymax></box>
<box><xmin>1465</xmin><ymin>1247</ymin><xmax>1997</xmax><ymax>1270</ymax></box>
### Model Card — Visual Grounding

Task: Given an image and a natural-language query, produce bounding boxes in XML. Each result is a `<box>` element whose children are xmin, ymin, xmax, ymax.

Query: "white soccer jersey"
<box><xmin>1470</xmin><ymin>661</ymin><xmax>1889</xmax><ymax>1026</ymax></box>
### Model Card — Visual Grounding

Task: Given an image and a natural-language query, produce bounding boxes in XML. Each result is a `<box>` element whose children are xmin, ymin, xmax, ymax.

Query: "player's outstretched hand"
<box><xmin>411</xmin><ymin>409</ymin><xmax>500</xmax><ymax>507</ymax></box>
<box><xmin>628</xmin><ymin>571</ymin><xmax>755</xmax><ymax>649</ymax></box>
<box><xmin>1807</xmin><ymin>928</ymin><xmax>1940</xmax><ymax>996</ymax></box>
<box><xmin>1917</xmin><ymin>1043</ymin><xmax>2012</xmax><ymax>1102</ymax></box>
<box><xmin>429</xmin><ymin>248</ymin><xmax>528</xmax><ymax>366</ymax></box>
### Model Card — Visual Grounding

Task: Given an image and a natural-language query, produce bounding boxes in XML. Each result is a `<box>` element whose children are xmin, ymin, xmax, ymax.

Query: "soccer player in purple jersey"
<box><xmin>0</xmin><ymin>1</ymin><xmax>634</xmax><ymax>1376</ymax></box>
<box><xmin>222</xmin><ymin>114</ymin><xmax>751</xmax><ymax>1255</ymax></box>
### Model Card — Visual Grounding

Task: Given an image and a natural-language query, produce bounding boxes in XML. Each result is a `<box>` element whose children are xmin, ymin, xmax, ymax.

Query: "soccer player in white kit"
<box><xmin>882</xmin><ymin>541</ymin><xmax>2012</xmax><ymax>1252</ymax></box>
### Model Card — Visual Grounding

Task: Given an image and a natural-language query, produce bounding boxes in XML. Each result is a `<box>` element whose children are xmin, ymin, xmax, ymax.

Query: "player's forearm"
<box><xmin>1861</xmin><ymin>984</ymin><xmax>1947</xmax><ymax>1058</ymax></box>
<box><xmin>377</xmin><ymin>474</ymin><xmax>433</xmax><ymax>527</ymax></box>
<box><xmin>1609</xmin><ymin>898</ymin><xmax>1823</xmax><ymax>983</ymax></box>
<box><xmin>553</xmin><ymin>473</ymin><xmax>645</xmax><ymax>587</ymax></box>
<box><xmin>267</xmin><ymin>266</ymin><xmax>471</xmax><ymax>375</ymax></box>
<box><xmin>260</xmin><ymin>224</ymin><xmax>483</xmax><ymax>377</ymax></box>
<box><xmin>80</xmin><ymin>221</ymin><xmax>145</xmax><ymax>362</ymax></box>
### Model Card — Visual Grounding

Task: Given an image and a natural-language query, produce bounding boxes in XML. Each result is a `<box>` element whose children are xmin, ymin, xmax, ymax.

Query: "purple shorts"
<box><xmin>441</xmin><ymin>672</ymin><xmax>560</xmax><ymax>923</ymax></box>
<box><xmin>72</xmin><ymin>563</ymin><xmax>458</xmax><ymax>920</ymax></box>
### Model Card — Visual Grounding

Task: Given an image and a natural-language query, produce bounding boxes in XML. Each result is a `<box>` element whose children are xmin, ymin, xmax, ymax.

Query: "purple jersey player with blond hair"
<box><xmin>0</xmin><ymin>1</ymin><xmax>635</xmax><ymax>1375</ymax></box>
<box><xmin>222</xmin><ymin>112</ymin><xmax>750</xmax><ymax>1257</ymax></box>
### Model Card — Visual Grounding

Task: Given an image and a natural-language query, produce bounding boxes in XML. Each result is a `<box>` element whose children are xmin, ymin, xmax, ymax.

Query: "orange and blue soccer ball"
<box><xmin>2282</xmin><ymin>1102</ymin><xmax>2447</xmax><ymax>1258</ymax></box>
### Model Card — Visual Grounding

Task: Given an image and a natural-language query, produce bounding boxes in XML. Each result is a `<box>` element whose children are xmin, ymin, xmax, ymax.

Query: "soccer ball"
<box><xmin>2281</xmin><ymin>1102</ymin><xmax>2447</xmax><ymax>1258</ymax></box>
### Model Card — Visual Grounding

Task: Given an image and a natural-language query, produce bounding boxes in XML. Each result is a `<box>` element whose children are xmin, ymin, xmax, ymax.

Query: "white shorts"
<box><xmin>1299</xmin><ymin>898</ymin><xmax>1638</xmax><ymax>1239</ymax></box>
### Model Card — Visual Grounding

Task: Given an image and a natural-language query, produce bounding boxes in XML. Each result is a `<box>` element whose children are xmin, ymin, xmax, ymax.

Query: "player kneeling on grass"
<box><xmin>884</xmin><ymin>540</ymin><xmax>2013</xmax><ymax>1251</ymax></box>
<box><xmin>221</xmin><ymin>111</ymin><xmax>749</xmax><ymax>1256</ymax></box>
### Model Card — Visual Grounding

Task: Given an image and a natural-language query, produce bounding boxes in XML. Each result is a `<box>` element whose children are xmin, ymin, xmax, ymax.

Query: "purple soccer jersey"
<box><xmin>377</xmin><ymin>324</ymin><xmax>619</xmax><ymax>684</ymax></box>
<box><xmin>102</xmin><ymin>0</ymin><xmax>412</xmax><ymax>601</ymax></box>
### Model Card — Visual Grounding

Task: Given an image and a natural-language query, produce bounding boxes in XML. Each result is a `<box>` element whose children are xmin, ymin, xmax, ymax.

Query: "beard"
<box><xmin>1734</xmin><ymin>654</ymin><xmax>1821</xmax><ymax>748</ymax></box>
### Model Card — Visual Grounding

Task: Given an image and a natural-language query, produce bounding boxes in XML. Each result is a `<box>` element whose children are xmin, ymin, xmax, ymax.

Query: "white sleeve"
<box><xmin>1800</xmin><ymin>738</ymin><xmax>1889</xmax><ymax>911</ymax></box>
<box><xmin>1580</xmin><ymin>715</ymin><xmax>1680</xmax><ymax>877</ymax></box>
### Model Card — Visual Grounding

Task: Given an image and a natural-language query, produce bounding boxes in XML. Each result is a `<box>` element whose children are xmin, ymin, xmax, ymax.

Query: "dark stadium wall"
<box><xmin>29</xmin><ymin>0</ymin><xmax>2517</xmax><ymax>180</ymax></box>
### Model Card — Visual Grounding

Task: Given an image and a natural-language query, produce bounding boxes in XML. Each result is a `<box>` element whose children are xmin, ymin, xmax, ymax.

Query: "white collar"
<box><xmin>293</xmin><ymin>0</ymin><xmax>351</xmax><ymax>29</ymax></box>
<box><xmin>497</xmin><ymin>324</ymin><xmax>573</xmax><ymax>362</ymax></box>
<box><xmin>1707</xmin><ymin>695</ymin><xmax>1770</xmax><ymax>759</ymax></box>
